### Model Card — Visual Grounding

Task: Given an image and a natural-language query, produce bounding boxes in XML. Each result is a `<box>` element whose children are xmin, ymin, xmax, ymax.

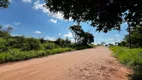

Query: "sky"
<box><xmin>0</xmin><ymin>0</ymin><xmax>129</xmax><ymax>44</ymax></box>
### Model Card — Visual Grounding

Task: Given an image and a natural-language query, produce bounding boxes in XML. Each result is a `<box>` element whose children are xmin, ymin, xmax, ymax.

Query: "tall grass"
<box><xmin>110</xmin><ymin>46</ymin><xmax>142</xmax><ymax>80</ymax></box>
<box><xmin>0</xmin><ymin>48</ymin><xmax>74</xmax><ymax>64</ymax></box>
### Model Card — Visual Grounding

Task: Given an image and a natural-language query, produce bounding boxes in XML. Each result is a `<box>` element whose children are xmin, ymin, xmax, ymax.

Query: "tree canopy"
<box><xmin>69</xmin><ymin>25</ymin><xmax>94</xmax><ymax>45</ymax></box>
<box><xmin>0</xmin><ymin>0</ymin><xmax>10</xmax><ymax>8</ymax></box>
<box><xmin>124</xmin><ymin>26</ymin><xmax>142</xmax><ymax>48</ymax></box>
<box><xmin>45</xmin><ymin>0</ymin><xmax>142</xmax><ymax>32</ymax></box>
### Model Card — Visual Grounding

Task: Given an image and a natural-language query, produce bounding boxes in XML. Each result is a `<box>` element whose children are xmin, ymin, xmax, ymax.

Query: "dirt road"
<box><xmin>0</xmin><ymin>46</ymin><xmax>130</xmax><ymax>80</ymax></box>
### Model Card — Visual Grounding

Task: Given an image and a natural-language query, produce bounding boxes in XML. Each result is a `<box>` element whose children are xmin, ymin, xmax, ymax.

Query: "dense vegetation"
<box><xmin>0</xmin><ymin>25</ymin><xmax>95</xmax><ymax>64</ymax></box>
<box><xmin>2</xmin><ymin>1</ymin><xmax>142</xmax><ymax>79</ymax></box>
<box><xmin>118</xmin><ymin>26</ymin><xmax>142</xmax><ymax>48</ymax></box>
<box><xmin>110</xmin><ymin>46</ymin><xmax>142</xmax><ymax>80</ymax></box>
<box><xmin>45</xmin><ymin>0</ymin><xmax>142</xmax><ymax>32</ymax></box>
<box><xmin>110</xmin><ymin>26</ymin><xmax>142</xmax><ymax>80</ymax></box>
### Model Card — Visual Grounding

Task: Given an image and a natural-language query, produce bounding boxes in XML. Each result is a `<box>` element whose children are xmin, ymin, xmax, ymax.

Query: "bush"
<box><xmin>0</xmin><ymin>44</ymin><xmax>8</xmax><ymax>52</ymax></box>
<box><xmin>5</xmin><ymin>37</ymin><xmax>43</xmax><ymax>51</ymax></box>
<box><xmin>55</xmin><ymin>38</ymin><xmax>71</xmax><ymax>47</ymax></box>
<box><xmin>46</xmin><ymin>48</ymin><xmax>74</xmax><ymax>55</ymax></box>
<box><xmin>21</xmin><ymin>38</ymin><xmax>43</xmax><ymax>51</ymax></box>
<box><xmin>0</xmin><ymin>31</ymin><xmax>10</xmax><ymax>37</ymax></box>
<box><xmin>6</xmin><ymin>36</ymin><xmax>26</xmax><ymax>48</ymax></box>
<box><xmin>43</xmin><ymin>42</ymin><xmax>59</xmax><ymax>50</ymax></box>
<box><xmin>0</xmin><ymin>38</ymin><xmax>8</xmax><ymax>52</ymax></box>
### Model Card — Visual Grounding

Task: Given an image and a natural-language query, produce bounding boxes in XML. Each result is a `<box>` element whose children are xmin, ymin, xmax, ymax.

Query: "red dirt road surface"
<box><xmin>0</xmin><ymin>46</ymin><xmax>130</xmax><ymax>80</ymax></box>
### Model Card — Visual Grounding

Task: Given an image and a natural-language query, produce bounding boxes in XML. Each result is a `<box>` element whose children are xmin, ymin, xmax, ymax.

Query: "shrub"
<box><xmin>6</xmin><ymin>36</ymin><xmax>26</xmax><ymax>48</ymax></box>
<box><xmin>55</xmin><ymin>38</ymin><xmax>71</xmax><ymax>47</ymax></box>
<box><xmin>46</xmin><ymin>48</ymin><xmax>74</xmax><ymax>55</ymax></box>
<box><xmin>0</xmin><ymin>38</ymin><xmax>8</xmax><ymax>52</ymax></box>
<box><xmin>39</xmin><ymin>38</ymin><xmax>46</xmax><ymax>44</ymax></box>
<box><xmin>5</xmin><ymin>37</ymin><xmax>43</xmax><ymax>51</ymax></box>
<box><xmin>0</xmin><ymin>31</ymin><xmax>10</xmax><ymax>38</ymax></box>
<box><xmin>55</xmin><ymin>38</ymin><xmax>66</xmax><ymax>47</ymax></box>
<box><xmin>21</xmin><ymin>38</ymin><xmax>43</xmax><ymax>51</ymax></box>
<box><xmin>43</xmin><ymin>42</ymin><xmax>59</xmax><ymax>50</ymax></box>
<box><xmin>0</xmin><ymin>44</ymin><xmax>8</xmax><ymax>52</ymax></box>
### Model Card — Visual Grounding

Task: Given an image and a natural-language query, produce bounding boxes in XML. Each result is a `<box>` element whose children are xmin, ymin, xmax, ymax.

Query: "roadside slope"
<box><xmin>0</xmin><ymin>46</ymin><xmax>130</xmax><ymax>80</ymax></box>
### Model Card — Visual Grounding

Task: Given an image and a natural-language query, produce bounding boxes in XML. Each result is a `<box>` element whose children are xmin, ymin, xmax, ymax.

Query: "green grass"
<box><xmin>0</xmin><ymin>48</ymin><xmax>74</xmax><ymax>64</ymax></box>
<box><xmin>46</xmin><ymin>48</ymin><xmax>75</xmax><ymax>55</ymax></box>
<box><xmin>110</xmin><ymin>46</ymin><xmax>142</xmax><ymax>80</ymax></box>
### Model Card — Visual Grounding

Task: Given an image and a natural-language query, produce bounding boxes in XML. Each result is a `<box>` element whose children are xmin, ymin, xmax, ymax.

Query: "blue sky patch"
<box><xmin>0</xmin><ymin>0</ymin><xmax>128</xmax><ymax>44</ymax></box>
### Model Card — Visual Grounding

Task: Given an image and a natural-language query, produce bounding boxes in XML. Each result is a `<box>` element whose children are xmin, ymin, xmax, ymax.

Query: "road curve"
<box><xmin>0</xmin><ymin>46</ymin><xmax>130</xmax><ymax>80</ymax></box>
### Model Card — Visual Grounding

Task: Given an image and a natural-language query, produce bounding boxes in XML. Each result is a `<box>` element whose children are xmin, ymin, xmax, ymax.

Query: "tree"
<box><xmin>6</xmin><ymin>26</ymin><xmax>13</xmax><ymax>33</ymax></box>
<box><xmin>45</xmin><ymin>0</ymin><xmax>142</xmax><ymax>32</ymax></box>
<box><xmin>82</xmin><ymin>32</ymin><xmax>94</xmax><ymax>45</ymax></box>
<box><xmin>69</xmin><ymin>25</ymin><xmax>83</xmax><ymax>44</ymax></box>
<box><xmin>0</xmin><ymin>0</ymin><xmax>10</xmax><ymax>8</ymax></box>
<box><xmin>39</xmin><ymin>38</ymin><xmax>45</xmax><ymax>44</ymax></box>
<box><xmin>108</xmin><ymin>43</ymin><xmax>114</xmax><ymax>46</ymax></box>
<box><xmin>65</xmin><ymin>37</ymin><xmax>71</xmax><ymax>45</ymax></box>
<box><xmin>124</xmin><ymin>26</ymin><xmax>142</xmax><ymax>48</ymax></box>
<box><xmin>0</xmin><ymin>25</ymin><xmax>2</xmax><ymax>30</ymax></box>
<box><xmin>118</xmin><ymin>41</ymin><xmax>126</xmax><ymax>46</ymax></box>
<box><xmin>55</xmin><ymin>38</ymin><xmax>65</xmax><ymax>47</ymax></box>
<box><xmin>101</xmin><ymin>42</ymin><xmax>105</xmax><ymax>45</ymax></box>
<box><xmin>69</xmin><ymin>25</ymin><xmax>94</xmax><ymax>45</ymax></box>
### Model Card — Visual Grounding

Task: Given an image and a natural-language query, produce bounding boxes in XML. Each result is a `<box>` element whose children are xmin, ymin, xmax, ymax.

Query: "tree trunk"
<box><xmin>128</xmin><ymin>23</ymin><xmax>131</xmax><ymax>49</ymax></box>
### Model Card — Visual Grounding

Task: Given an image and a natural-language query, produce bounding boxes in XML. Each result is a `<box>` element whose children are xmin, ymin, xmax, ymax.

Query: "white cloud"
<box><xmin>9</xmin><ymin>0</ymin><xmax>12</xmax><ymax>2</ymax></box>
<box><xmin>44</xmin><ymin>36</ymin><xmax>56</xmax><ymax>41</ymax></box>
<box><xmin>3</xmin><ymin>24</ymin><xmax>12</xmax><ymax>28</ymax></box>
<box><xmin>58</xmin><ymin>33</ymin><xmax>61</xmax><ymax>36</ymax></box>
<box><xmin>35</xmin><ymin>31</ymin><xmax>42</xmax><ymax>34</ymax></box>
<box><xmin>14</xmin><ymin>22</ymin><xmax>21</xmax><ymax>26</ymax></box>
<box><xmin>63</xmin><ymin>31</ymin><xmax>75</xmax><ymax>42</ymax></box>
<box><xmin>70</xmin><ymin>38</ymin><xmax>75</xmax><ymax>43</ymax></box>
<box><xmin>49</xmin><ymin>19</ymin><xmax>57</xmax><ymax>23</ymax></box>
<box><xmin>108</xmin><ymin>38</ymin><xmax>114</xmax><ymax>41</ymax></box>
<box><xmin>63</xmin><ymin>32</ymin><xmax>73</xmax><ymax>38</ymax></box>
<box><xmin>33</xmin><ymin>0</ymin><xmax>72</xmax><ymax>21</ymax></box>
<box><xmin>116</xmin><ymin>35</ymin><xmax>120</xmax><ymax>37</ymax></box>
<box><xmin>33</xmin><ymin>0</ymin><xmax>43</xmax><ymax>10</ymax></box>
<box><xmin>22</xmin><ymin>0</ymin><xmax>31</xmax><ymax>3</ymax></box>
